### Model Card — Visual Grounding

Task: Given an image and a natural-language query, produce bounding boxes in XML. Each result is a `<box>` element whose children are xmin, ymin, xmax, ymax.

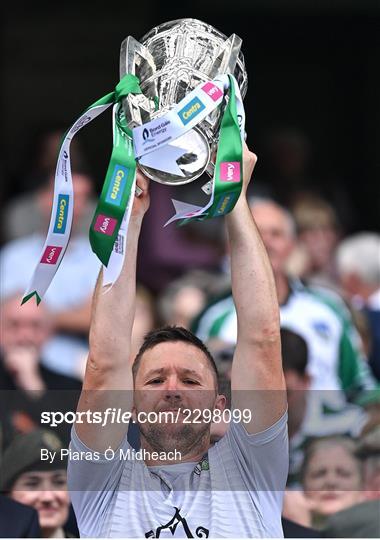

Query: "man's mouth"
<box><xmin>320</xmin><ymin>492</ymin><xmax>341</xmax><ymax>501</ymax></box>
<box><xmin>38</xmin><ymin>505</ymin><xmax>59</xmax><ymax>514</ymax></box>
<box><xmin>158</xmin><ymin>408</ymin><xmax>184</xmax><ymax>414</ymax></box>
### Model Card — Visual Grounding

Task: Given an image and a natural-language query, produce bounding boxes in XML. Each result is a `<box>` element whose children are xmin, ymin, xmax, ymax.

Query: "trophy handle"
<box><xmin>119</xmin><ymin>36</ymin><xmax>156</xmax><ymax>79</ymax></box>
<box><xmin>219</xmin><ymin>34</ymin><xmax>243</xmax><ymax>75</ymax></box>
<box><xmin>119</xmin><ymin>36</ymin><xmax>157</xmax><ymax>127</ymax></box>
<box><xmin>211</xmin><ymin>34</ymin><xmax>247</xmax><ymax>99</ymax></box>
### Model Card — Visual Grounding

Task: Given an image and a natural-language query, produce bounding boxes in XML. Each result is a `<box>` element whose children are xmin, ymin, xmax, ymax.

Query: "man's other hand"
<box><xmin>241</xmin><ymin>143</ymin><xmax>257</xmax><ymax>197</ymax></box>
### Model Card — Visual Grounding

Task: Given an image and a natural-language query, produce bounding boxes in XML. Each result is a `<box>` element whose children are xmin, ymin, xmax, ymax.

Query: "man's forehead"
<box><xmin>3</xmin><ymin>295</ymin><xmax>47</xmax><ymax>317</ymax></box>
<box><xmin>253</xmin><ymin>204</ymin><xmax>285</xmax><ymax>224</ymax></box>
<box><xmin>138</xmin><ymin>342</ymin><xmax>211</xmax><ymax>374</ymax></box>
<box><xmin>252</xmin><ymin>204</ymin><xmax>294</xmax><ymax>237</ymax></box>
<box><xmin>144</xmin><ymin>366</ymin><xmax>203</xmax><ymax>379</ymax></box>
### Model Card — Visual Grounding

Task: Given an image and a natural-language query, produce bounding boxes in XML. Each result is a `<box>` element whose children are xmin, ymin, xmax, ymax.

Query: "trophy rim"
<box><xmin>140</xmin><ymin>18</ymin><xmax>230</xmax><ymax>42</ymax></box>
<box><xmin>137</xmin><ymin>18</ymin><xmax>248</xmax><ymax>100</ymax></box>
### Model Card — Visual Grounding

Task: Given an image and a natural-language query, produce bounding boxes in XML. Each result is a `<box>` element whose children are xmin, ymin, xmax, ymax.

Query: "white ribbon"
<box><xmin>23</xmin><ymin>75</ymin><xmax>245</xmax><ymax>302</ymax></box>
<box><xmin>23</xmin><ymin>104</ymin><xmax>112</xmax><ymax>303</ymax></box>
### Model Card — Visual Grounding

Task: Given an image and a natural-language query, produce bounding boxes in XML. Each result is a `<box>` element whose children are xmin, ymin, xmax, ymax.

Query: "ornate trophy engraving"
<box><xmin>120</xmin><ymin>18</ymin><xmax>248</xmax><ymax>185</ymax></box>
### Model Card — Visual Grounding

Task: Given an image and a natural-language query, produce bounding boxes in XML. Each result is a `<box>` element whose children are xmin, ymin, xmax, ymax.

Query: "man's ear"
<box><xmin>214</xmin><ymin>394</ymin><xmax>227</xmax><ymax>412</ymax></box>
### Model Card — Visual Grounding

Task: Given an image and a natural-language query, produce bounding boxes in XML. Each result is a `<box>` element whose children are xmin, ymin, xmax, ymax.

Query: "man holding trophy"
<box><xmin>26</xmin><ymin>19</ymin><xmax>288</xmax><ymax>538</ymax></box>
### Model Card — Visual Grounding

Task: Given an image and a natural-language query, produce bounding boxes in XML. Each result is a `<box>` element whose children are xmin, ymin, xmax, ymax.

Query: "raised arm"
<box><xmin>226</xmin><ymin>146</ymin><xmax>286</xmax><ymax>433</ymax></box>
<box><xmin>75</xmin><ymin>173</ymin><xmax>150</xmax><ymax>451</ymax></box>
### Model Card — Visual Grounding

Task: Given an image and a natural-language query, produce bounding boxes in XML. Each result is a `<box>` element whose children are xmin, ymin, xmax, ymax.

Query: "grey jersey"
<box><xmin>68</xmin><ymin>412</ymin><xmax>288</xmax><ymax>538</ymax></box>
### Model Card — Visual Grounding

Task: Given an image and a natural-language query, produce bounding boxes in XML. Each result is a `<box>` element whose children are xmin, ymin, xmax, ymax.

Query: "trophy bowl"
<box><xmin>120</xmin><ymin>18</ymin><xmax>248</xmax><ymax>185</ymax></box>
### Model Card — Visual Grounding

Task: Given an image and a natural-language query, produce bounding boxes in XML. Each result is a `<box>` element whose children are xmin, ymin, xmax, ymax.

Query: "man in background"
<box><xmin>0</xmin><ymin>292</ymin><xmax>82</xmax><ymax>448</ymax></box>
<box><xmin>336</xmin><ymin>232</ymin><xmax>380</xmax><ymax>381</ymax></box>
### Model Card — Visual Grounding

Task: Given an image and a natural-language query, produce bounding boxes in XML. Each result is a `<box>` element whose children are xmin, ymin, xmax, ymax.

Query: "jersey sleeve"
<box><xmin>338</xmin><ymin>317</ymin><xmax>377</xmax><ymax>400</ymax></box>
<box><xmin>223</xmin><ymin>412</ymin><xmax>289</xmax><ymax>536</ymax></box>
<box><xmin>225</xmin><ymin>411</ymin><xmax>288</xmax><ymax>488</ymax></box>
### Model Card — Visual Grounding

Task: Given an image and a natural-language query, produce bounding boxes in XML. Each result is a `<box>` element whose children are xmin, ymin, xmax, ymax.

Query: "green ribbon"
<box><xmin>91</xmin><ymin>73</ymin><xmax>142</xmax><ymax>109</ymax></box>
<box><xmin>89</xmin><ymin>74</ymin><xmax>142</xmax><ymax>266</ymax></box>
<box><xmin>179</xmin><ymin>75</ymin><xmax>243</xmax><ymax>225</ymax></box>
<box><xmin>89</xmin><ymin>73</ymin><xmax>242</xmax><ymax>265</ymax></box>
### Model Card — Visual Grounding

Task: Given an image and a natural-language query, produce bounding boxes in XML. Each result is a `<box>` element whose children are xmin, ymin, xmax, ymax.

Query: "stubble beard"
<box><xmin>138</xmin><ymin>418</ymin><xmax>210</xmax><ymax>457</ymax></box>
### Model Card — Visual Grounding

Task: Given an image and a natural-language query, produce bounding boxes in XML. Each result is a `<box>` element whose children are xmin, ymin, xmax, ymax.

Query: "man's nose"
<box><xmin>163</xmin><ymin>376</ymin><xmax>182</xmax><ymax>399</ymax></box>
<box><xmin>18</xmin><ymin>324</ymin><xmax>35</xmax><ymax>345</ymax></box>
<box><xmin>323</xmin><ymin>470</ymin><xmax>339</xmax><ymax>490</ymax></box>
<box><xmin>39</xmin><ymin>489</ymin><xmax>55</xmax><ymax>503</ymax></box>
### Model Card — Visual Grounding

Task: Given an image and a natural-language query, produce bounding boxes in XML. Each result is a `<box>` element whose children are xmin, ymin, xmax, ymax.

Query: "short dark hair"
<box><xmin>280</xmin><ymin>327</ymin><xmax>308</xmax><ymax>376</ymax></box>
<box><xmin>133</xmin><ymin>326</ymin><xmax>218</xmax><ymax>387</ymax></box>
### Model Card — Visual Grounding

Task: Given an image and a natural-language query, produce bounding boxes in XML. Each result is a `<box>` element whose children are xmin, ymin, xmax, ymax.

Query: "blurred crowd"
<box><xmin>0</xmin><ymin>127</ymin><xmax>379</xmax><ymax>538</ymax></box>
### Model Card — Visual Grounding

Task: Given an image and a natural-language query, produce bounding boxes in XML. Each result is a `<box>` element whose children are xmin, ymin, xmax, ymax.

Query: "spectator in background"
<box><xmin>3</xmin><ymin>170</ymin><xmax>97</xmax><ymax>242</ymax></box>
<box><xmin>0</xmin><ymin>292</ymin><xmax>81</xmax><ymax>447</ymax></box>
<box><xmin>280</xmin><ymin>328</ymin><xmax>366</xmax><ymax>487</ymax></box>
<box><xmin>157</xmin><ymin>270</ymin><xmax>228</xmax><ymax>329</ymax></box>
<box><xmin>0</xmin><ymin>171</ymin><xmax>101</xmax><ymax>379</ymax></box>
<box><xmin>318</xmin><ymin>411</ymin><xmax>380</xmax><ymax>536</ymax></box>
<box><xmin>336</xmin><ymin>233</ymin><xmax>380</xmax><ymax>381</ymax></box>
<box><xmin>301</xmin><ymin>436</ymin><xmax>365</xmax><ymax>528</ymax></box>
<box><xmin>287</xmin><ymin>194</ymin><xmax>341</xmax><ymax>290</ymax></box>
<box><xmin>1</xmin><ymin>430</ymin><xmax>73</xmax><ymax>538</ymax></box>
<box><xmin>2</xmin><ymin>127</ymin><xmax>94</xmax><ymax>243</ymax></box>
<box><xmin>204</xmin><ymin>328</ymin><xmax>367</xmax><ymax>486</ymax></box>
<box><xmin>25</xmin><ymin>127</ymin><xmax>86</xmax><ymax>189</ymax></box>
<box><xmin>356</xmin><ymin>410</ymin><xmax>380</xmax><ymax>499</ymax></box>
<box><xmin>284</xmin><ymin>405</ymin><xmax>380</xmax><ymax>537</ymax></box>
<box><xmin>69</xmin><ymin>283</ymin><xmax>158</xmax><ymax>381</ymax></box>
<box><xmin>194</xmin><ymin>198</ymin><xmax>376</xmax><ymax>405</ymax></box>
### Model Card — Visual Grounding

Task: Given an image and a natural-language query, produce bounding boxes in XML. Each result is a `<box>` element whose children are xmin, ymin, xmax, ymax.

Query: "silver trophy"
<box><xmin>120</xmin><ymin>18</ymin><xmax>247</xmax><ymax>186</ymax></box>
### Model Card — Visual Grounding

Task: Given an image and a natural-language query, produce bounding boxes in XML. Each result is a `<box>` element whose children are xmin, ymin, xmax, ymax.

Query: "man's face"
<box><xmin>303</xmin><ymin>445</ymin><xmax>364</xmax><ymax>515</ymax></box>
<box><xmin>251</xmin><ymin>203</ymin><xmax>294</xmax><ymax>275</ymax></box>
<box><xmin>299</xmin><ymin>224</ymin><xmax>338</xmax><ymax>271</ymax></box>
<box><xmin>133</xmin><ymin>341</ymin><xmax>225</xmax><ymax>456</ymax></box>
<box><xmin>0</xmin><ymin>296</ymin><xmax>51</xmax><ymax>355</ymax></box>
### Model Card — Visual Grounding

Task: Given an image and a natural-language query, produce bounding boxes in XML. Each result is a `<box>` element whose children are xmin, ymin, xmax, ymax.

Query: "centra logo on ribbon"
<box><xmin>94</xmin><ymin>214</ymin><xmax>117</xmax><ymax>236</ymax></box>
<box><xmin>220</xmin><ymin>162</ymin><xmax>241</xmax><ymax>182</ymax></box>
<box><xmin>53</xmin><ymin>194</ymin><xmax>69</xmax><ymax>234</ymax></box>
<box><xmin>105</xmin><ymin>165</ymin><xmax>128</xmax><ymax>206</ymax></box>
<box><xmin>178</xmin><ymin>97</ymin><xmax>205</xmax><ymax>125</ymax></box>
<box><xmin>40</xmin><ymin>245</ymin><xmax>62</xmax><ymax>265</ymax></box>
<box><xmin>215</xmin><ymin>192</ymin><xmax>238</xmax><ymax>215</ymax></box>
<box><xmin>201</xmin><ymin>82</ymin><xmax>223</xmax><ymax>102</ymax></box>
